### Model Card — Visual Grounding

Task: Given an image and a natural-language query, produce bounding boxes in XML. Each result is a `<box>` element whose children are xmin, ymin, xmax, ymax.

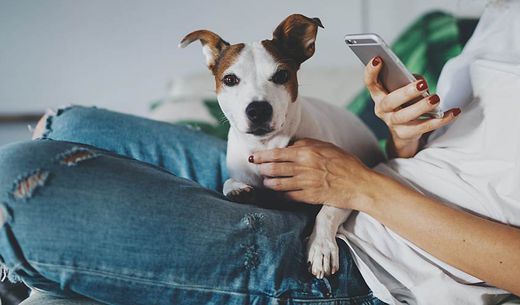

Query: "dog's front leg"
<box><xmin>307</xmin><ymin>206</ymin><xmax>351</xmax><ymax>279</ymax></box>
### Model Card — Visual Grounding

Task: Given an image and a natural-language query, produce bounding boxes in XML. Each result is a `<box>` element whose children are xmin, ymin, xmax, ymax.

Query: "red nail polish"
<box><xmin>429</xmin><ymin>94</ymin><xmax>440</xmax><ymax>105</ymax></box>
<box><xmin>248</xmin><ymin>155</ymin><xmax>254</xmax><ymax>163</ymax></box>
<box><xmin>452</xmin><ymin>108</ymin><xmax>461</xmax><ymax>117</ymax></box>
<box><xmin>372</xmin><ymin>56</ymin><xmax>381</xmax><ymax>66</ymax></box>
<box><xmin>416</xmin><ymin>79</ymin><xmax>428</xmax><ymax>91</ymax></box>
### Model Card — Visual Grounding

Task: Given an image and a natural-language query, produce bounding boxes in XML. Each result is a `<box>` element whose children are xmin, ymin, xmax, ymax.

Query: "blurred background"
<box><xmin>0</xmin><ymin>0</ymin><xmax>486</xmax><ymax>304</ymax></box>
<box><xmin>0</xmin><ymin>0</ymin><xmax>487</xmax><ymax>145</ymax></box>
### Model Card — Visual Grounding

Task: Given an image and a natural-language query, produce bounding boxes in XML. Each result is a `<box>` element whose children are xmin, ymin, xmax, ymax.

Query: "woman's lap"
<box><xmin>40</xmin><ymin>105</ymin><xmax>229</xmax><ymax>192</ymax></box>
<box><xmin>0</xmin><ymin>106</ymin><xmax>379</xmax><ymax>305</ymax></box>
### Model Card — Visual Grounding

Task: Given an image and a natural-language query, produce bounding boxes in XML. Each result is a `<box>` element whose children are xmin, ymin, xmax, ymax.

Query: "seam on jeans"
<box><xmin>29</xmin><ymin>260</ymin><xmax>375</xmax><ymax>303</ymax></box>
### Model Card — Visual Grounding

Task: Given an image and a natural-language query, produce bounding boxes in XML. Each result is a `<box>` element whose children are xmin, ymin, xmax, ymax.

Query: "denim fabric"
<box><xmin>0</xmin><ymin>106</ymin><xmax>384</xmax><ymax>305</ymax></box>
<box><xmin>21</xmin><ymin>291</ymin><xmax>103</xmax><ymax>305</ymax></box>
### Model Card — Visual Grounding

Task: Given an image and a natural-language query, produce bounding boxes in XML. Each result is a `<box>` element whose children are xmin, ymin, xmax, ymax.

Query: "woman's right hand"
<box><xmin>364</xmin><ymin>56</ymin><xmax>462</xmax><ymax>158</ymax></box>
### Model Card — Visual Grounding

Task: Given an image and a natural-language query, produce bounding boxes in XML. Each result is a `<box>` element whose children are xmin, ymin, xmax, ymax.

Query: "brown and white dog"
<box><xmin>180</xmin><ymin>14</ymin><xmax>383</xmax><ymax>278</ymax></box>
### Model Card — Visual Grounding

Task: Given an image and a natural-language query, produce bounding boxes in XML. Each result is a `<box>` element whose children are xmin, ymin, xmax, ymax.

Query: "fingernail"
<box><xmin>372</xmin><ymin>56</ymin><xmax>381</xmax><ymax>67</ymax></box>
<box><xmin>452</xmin><ymin>108</ymin><xmax>461</xmax><ymax>117</ymax></box>
<box><xmin>416</xmin><ymin>79</ymin><xmax>428</xmax><ymax>91</ymax></box>
<box><xmin>248</xmin><ymin>155</ymin><xmax>254</xmax><ymax>163</ymax></box>
<box><xmin>429</xmin><ymin>94</ymin><xmax>440</xmax><ymax>105</ymax></box>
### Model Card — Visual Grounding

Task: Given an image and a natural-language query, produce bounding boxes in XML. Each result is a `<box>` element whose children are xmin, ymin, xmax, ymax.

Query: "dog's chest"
<box><xmin>227</xmin><ymin>149</ymin><xmax>263</xmax><ymax>187</ymax></box>
<box><xmin>226</xmin><ymin>132</ymin><xmax>292</xmax><ymax>188</ymax></box>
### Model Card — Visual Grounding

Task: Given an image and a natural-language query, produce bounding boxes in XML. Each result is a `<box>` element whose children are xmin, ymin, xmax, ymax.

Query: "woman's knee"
<box><xmin>0</xmin><ymin>141</ymin><xmax>57</xmax><ymax>229</ymax></box>
<box><xmin>0</xmin><ymin>141</ymin><xmax>52</xmax><ymax>183</ymax></box>
<box><xmin>0</xmin><ymin>140</ymin><xmax>91</xmax><ymax>206</ymax></box>
<box><xmin>33</xmin><ymin>105</ymin><xmax>101</xmax><ymax>141</ymax></box>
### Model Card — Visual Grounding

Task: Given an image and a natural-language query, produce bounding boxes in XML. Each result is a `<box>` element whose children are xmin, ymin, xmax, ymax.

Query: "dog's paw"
<box><xmin>223</xmin><ymin>179</ymin><xmax>256</xmax><ymax>204</ymax></box>
<box><xmin>226</xmin><ymin>186</ymin><xmax>256</xmax><ymax>203</ymax></box>
<box><xmin>306</xmin><ymin>232</ymin><xmax>339</xmax><ymax>279</ymax></box>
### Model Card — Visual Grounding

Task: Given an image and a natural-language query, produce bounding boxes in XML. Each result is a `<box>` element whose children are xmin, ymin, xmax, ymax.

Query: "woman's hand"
<box><xmin>365</xmin><ymin>56</ymin><xmax>462</xmax><ymax>158</ymax></box>
<box><xmin>250</xmin><ymin>138</ymin><xmax>380</xmax><ymax>209</ymax></box>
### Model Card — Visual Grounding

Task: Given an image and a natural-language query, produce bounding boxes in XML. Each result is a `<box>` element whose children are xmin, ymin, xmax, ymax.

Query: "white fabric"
<box><xmin>338</xmin><ymin>1</ymin><xmax>520</xmax><ymax>304</ymax></box>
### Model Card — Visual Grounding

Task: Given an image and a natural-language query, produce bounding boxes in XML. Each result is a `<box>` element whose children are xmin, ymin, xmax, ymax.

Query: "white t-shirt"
<box><xmin>338</xmin><ymin>1</ymin><xmax>520</xmax><ymax>304</ymax></box>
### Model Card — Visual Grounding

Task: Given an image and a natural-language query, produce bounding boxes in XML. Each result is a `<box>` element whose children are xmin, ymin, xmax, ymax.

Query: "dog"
<box><xmin>180</xmin><ymin>14</ymin><xmax>383</xmax><ymax>279</ymax></box>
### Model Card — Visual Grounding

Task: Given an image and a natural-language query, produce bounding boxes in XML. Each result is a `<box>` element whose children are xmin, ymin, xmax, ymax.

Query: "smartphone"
<box><xmin>344</xmin><ymin>33</ymin><xmax>442</xmax><ymax>118</ymax></box>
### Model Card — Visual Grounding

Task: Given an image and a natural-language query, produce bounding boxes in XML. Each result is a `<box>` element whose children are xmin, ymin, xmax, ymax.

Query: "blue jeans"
<box><xmin>0</xmin><ymin>106</ymin><xmax>383</xmax><ymax>305</ymax></box>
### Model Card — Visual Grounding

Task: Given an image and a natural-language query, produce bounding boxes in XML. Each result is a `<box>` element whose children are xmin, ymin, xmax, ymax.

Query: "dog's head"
<box><xmin>180</xmin><ymin>14</ymin><xmax>323</xmax><ymax>137</ymax></box>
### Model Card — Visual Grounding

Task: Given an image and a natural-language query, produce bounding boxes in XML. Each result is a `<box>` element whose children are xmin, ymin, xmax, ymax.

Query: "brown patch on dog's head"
<box><xmin>212</xmin><ymin>43</ymin><xmax>245</xmax><ymax>93</ymax></box>
<box><xmin>262</xmin><ymin>14</ymin><xmax>324</xmax><ymax>102</ymax></box>
<box><xmin>180</xmin><ymin>30</ymin><xmax>245</xmax><ymax>93</ymax></box>
<box><xmin>262</xmin><ymin>40</ymin><xmax>298</xmax><ymax>102</ymax></box>
<box><xmin>270</xmin><ymin>14</ymin><xmax>323</xmax><ymax>68</ymax></box>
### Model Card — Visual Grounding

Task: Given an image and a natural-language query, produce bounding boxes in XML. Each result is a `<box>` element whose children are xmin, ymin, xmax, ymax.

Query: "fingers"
<box><xmin>263</xmin><ymin>177</ymin><xmax>303</xmax><ymax>191</ymax></box>
<box><xmin>413</xmin><ymin>74</ymin><xmax>425</xmax><ymax>81</ymax></box>
<box><xmin>258</xmin><ymin>162</ymin><xmax>298</xmax><ymax>177</ymax></box>
<box><xmin>397</xmin><ymin>108</ymin><xmax>461</xmax><ymax>138</ymax></box>
<box><xmin>378</xmin><ymin>79</ymin><xmax>429</xmax><ymax>113</ymax></box>
<box><xmin>390</xmin><ymin>94</ymin><xmax>440</xmax><ymax>124</ymax></box>
<box><xmin>290</xmin><ymin>138</ymin><xmax>323</xmax><ymax>147</ymax></box>
<box><xmin>364</xmin><ymin>56</ymin><xmax>387</xmax><ymax>102</ymax></box>
<box><xmin>253</xmin><ymin>138</ymin><xmax>329</xmax><ymax>164</ymax></box>
<box><xmin>251</xmin><ymin>147</ymin><xmax>296</xmax><ymax>164</ymax></box>
<box><xmin>414</xmin><ymin>74</ymin><xmax>430</xmax><ymax>95</ymax></box>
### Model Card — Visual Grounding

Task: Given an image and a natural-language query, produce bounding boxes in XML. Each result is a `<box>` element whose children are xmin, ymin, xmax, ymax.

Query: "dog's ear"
<box><xmin>179</xmin><ymin>30</ymin><xmax>230</xmax><ymax>71</ymax></box>
<box><xmin>271</xmin><ymin>14</ymin><xmax>324</xmax><ymax>67</ymax></box>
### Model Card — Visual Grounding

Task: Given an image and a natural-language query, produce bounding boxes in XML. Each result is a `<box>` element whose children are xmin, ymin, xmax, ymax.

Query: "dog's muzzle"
<box><xmin>246</xmin><ymin>101</ymin><xmax>273</xmax><ymax>136</ymax></box>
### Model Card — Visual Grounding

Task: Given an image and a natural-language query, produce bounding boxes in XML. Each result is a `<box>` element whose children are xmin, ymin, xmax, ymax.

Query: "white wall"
<box><xmin>0</xmin><ymin>0</ymin><xmax>486</xmax><ymax>116</ymax></box>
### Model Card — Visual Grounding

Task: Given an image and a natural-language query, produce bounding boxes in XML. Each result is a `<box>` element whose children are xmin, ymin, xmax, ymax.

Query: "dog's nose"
<box><xmin>246</xmin><ymin>101</ymin><xmax>273</xmax><ymax>124</ymax></box>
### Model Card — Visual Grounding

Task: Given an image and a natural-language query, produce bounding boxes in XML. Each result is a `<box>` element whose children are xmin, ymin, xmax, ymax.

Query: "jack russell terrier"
<box><xmin>180</xmin><ymin>14</ymin><xmax>383</xmax><ymax>279</ymax></box>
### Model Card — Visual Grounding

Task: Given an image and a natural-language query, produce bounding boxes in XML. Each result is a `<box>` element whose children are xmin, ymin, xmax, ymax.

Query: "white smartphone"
<box><xmin>344</xmin><ymin>33</ymin><xmax>443</xmax><ymax>118</ymax></box>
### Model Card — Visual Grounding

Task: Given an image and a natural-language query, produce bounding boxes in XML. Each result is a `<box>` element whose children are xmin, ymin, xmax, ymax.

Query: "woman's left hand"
<box><xmin>250</xmin><ymin>138</ymin><xmax>377</xmax><ymax>209</ymax></box>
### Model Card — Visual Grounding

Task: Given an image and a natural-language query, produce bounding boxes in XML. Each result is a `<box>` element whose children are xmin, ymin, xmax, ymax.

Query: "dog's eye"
<box><xmin>271</xmin><ymin>69</ymin><xmax>289</xmax><ymax>85</ymax></box>
<box><xmin>222</xmin><ymin>74</ymin><xmax>240</xmax><ymax>87</ymax></box>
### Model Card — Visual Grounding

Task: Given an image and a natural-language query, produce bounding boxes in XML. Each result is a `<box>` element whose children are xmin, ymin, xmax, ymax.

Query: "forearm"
<box><xmin>356</xmin><ymin>172</ymin><xmax>520</xmax><ymax>295</ymax></box>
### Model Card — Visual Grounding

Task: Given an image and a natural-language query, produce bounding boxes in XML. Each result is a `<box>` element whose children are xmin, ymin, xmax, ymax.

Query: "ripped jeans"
<box><xmin>0</xmin><ymin>106</ymin><xmax>383</xmax><ymax>305</ymax></box>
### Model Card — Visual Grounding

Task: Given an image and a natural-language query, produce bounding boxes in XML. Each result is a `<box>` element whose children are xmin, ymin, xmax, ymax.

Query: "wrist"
<box><xmin>349</xmin><ymin>169</ymin><xmax>390</xmax><ymax>214</ymax></box>
<box><xmin>388</xmin><ymin>133</ymin><xmax>420</xmax><ymax>158</ymax></box>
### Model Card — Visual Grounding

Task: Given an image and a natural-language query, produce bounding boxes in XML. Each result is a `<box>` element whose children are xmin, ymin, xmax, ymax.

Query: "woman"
<box><xmin>1</xmin><ymin>1</ymin><xmax>519</xmax><ymax>304</ymax></box>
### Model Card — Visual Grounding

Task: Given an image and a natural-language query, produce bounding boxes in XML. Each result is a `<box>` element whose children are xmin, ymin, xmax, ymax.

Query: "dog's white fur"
<box><xmin>181</xmin><ymin>17</ymin><xmax>383</xmax><ymax>279</ymax></box>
